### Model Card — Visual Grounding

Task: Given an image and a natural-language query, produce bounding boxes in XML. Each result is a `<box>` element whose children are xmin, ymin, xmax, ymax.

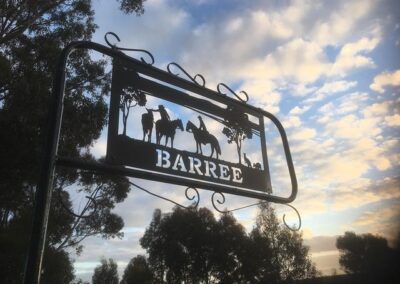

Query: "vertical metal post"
<box><xmin>106</xmin><ymin>59</ymin><xmax>121</xmax><ymax>164</ymax></box>
<box><xmin>23</xmin><ymin>45</ymin><xmax>72</xmax><ymax>284</ymax></box>
<box><xmin>259</xmin><ymin>115</ymin><xmax>272</xmax><ymax>193</ymax></box>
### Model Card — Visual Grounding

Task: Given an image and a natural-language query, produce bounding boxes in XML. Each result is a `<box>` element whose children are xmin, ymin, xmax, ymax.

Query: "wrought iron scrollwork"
<box><xmin>282</xmin><ymin>203</ymin><xmax>302</xmax><ymax>231</ymax></box>
<box><xmin>217</xmin><ymin>83</ymin><xmax>249</xmax><ymax>103</ymax></box>
<box><xmin>211</xmin><ymin>191</ymin><xmax>301</xmax><ymax>231</ymax></box>
<box><xmin>211</xmin><ymin>191</ymin><xmax>227</xmax><ymax>213</ymax></box>
<box><xmin>104</xmin><ymin>32</ymin><xmax>154</xmax><ymax>65</ymax></box>
<box><xmin>185</xmin><ymin>187</ymin><xmax>200</xmax><ymax>207</ymax></box>
<box><xmin>167</xmin><ymin>62</ymin><xmax>206</xmax><ymax>86</ymax></box>
<box><xmin>129</xmin><ymin>181</ymin><xmax>200</xmax><ymax>209</ymax></box>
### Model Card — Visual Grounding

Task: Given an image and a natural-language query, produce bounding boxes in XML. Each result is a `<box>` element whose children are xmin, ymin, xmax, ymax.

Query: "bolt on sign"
<box><xmin>105</xmin><ymin>58</ymin><xmax>295</xmax><ymax>201</ymax></box>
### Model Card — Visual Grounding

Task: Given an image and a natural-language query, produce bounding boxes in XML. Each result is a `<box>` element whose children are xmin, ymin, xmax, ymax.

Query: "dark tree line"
<box><xmin>0</xmin><ymin>0</ymin><xmax>145</xmax><ymax>282</ymax></box>
<box><xmin>336</xmin><ymin>231</ymin><xmax>400</xmax><ymax>284</ymax></box>
<box><xmin>92</xmin><ymin>204</ymin><xmax>318</xmax><ymax>284</ymax></box>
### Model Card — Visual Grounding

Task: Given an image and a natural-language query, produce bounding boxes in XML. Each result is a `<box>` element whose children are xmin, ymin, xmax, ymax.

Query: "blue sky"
<box><xmin>70</xmin><ymin>0</ymin><xmax>400</xmax><ymax>280</ymax></box>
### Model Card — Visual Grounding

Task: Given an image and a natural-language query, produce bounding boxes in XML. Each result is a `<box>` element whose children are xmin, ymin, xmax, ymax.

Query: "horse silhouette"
<box><xmin>155</xmin><ymin>119</ymin><xmax>184</xmax><ymax>148</ymax></box>
<box><xmin>141</xmin><ymin>109</ymin><xmax>154</xmax><ymax>142</ymax></box>
<box><xmin>186</xmin><ymin>120</ymin><xmax>221</xmax><ymax>159</ymax></box>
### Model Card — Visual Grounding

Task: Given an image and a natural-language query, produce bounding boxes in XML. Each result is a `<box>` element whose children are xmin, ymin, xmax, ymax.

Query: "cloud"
<box><xmin>282</xmin><ymin>115</ymin><xmax>302</xmax><ymax>128</ymax></box>
<box><xmin>324</xmin><ymin>114</ymin><xmax>382</xmax><ymax>140</ymax></box>
<box><xmin>384</xmin><ymin>114</ymin><xmax>400</xmax><ymax>126</ymax></box>
<box><xmin>331</xmin><ymin>36</ymin><xmax>380</xmax><ymax>75</ymax></box>
<box><xmin>331</xmin><ymin>177</ymin><xmax>400</xmax><ymax>210</ymax></box>
<box><xmin>305</xmin><ymin>80</ymin><xmax>357</xmax><ymax>103</ymax></box>
<box><xmin>363</xmin><ymin>101</ymin><xmax>391</xmax><ymax>117</ymax></box>
<box><xmin>260</xmin><ymin>38</ymin><xmax>330</xmax><ymax>83</ymax></box>
<box><xmin>353</xmin><ymin>201</ymin><xmax>400</xmax><ymax>243</ymax></box>
<box><xmin>289</xmin><ymin>105</ymin><xmax>311</xmax><ymax>115</ymax></box>
<box><xmin>291</xmin><ymin>127</ymin><xmax>317</xmax><ymax>140</ymax></box>
<box><xmin>370</xmin><ymin>69</ymin><xmax>400</xmax><ymax>93</ymax></box>
<box><xmin>310</xmin><ymin>0</ymin><xmax>376</xmax><ymax>46</ymax></box>
<box><xmin>354</xmin><ymin>203</ymin><xmax>400</xmax><ymax>226</ymax></box>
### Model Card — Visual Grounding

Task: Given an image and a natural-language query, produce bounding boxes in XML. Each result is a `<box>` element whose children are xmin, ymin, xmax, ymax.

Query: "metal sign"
<box><xmin>106</xmin><ymin>59</ymin><xmax>274</xmax><ymax>198</ymax></box>
<box><xmin>24</xmin><ymin>34</ymin><xmax>298</xmax><ymax>283</ymax></box>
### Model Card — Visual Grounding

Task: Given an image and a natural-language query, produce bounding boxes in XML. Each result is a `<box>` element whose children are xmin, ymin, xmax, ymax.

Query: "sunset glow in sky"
<box><xmin>70</xmin><ymin>0</ymin><xmax>400</xmax><ymax>280</ymax></box>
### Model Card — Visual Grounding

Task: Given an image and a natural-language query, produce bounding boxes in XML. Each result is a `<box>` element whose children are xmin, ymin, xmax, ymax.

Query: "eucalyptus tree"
<box><xmin>0</xmin><ymin>0</ymin><xmax>145</xmax><ymax>282</ymax></box>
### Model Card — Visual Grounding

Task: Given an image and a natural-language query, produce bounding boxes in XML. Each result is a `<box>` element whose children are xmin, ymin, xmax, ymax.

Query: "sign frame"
<box><xmin>24</xmin><ymin>39</ymin><xmax>297</xmax><ymax>283</ymax></box>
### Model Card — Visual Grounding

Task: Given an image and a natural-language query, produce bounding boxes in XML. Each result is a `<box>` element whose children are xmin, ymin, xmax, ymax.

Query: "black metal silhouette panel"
<box><xmin>106</xmin><ymin>60</ymin><xmax>272</xmax><ymax>194</ymax></box>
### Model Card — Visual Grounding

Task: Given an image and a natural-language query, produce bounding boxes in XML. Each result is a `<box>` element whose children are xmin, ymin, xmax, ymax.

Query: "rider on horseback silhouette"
<box><xmin>157</xmin><ymin>105</ymin><xmax>170</xmax><ymax>121</ymax></box>
<box><xmin>147</xmin><ymin>105</ymin><xmax>170</xmax><ymax>122</ymax></box>
<box><xmin>198</xmin><ymin>116</ymin><xmax>208</xmax><ymax>133</ymax></box>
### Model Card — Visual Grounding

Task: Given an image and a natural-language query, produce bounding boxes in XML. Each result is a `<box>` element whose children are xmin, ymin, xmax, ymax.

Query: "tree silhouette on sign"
<box><xmin>120</xmin><ymin>86</ymin><xmax>146</xmax><ymax>136</ymax></box>
<box><xmin>222</xmin><ymin>106</ymin><xmax>252</xmax><ymax>164</ymax></box>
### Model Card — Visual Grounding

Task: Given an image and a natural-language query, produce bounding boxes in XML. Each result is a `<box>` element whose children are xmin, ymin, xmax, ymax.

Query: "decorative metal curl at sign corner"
<box><xmin>167</xmin><ymin>62</ymin><xmax>206</xmax><ymax>87</ymax></box>
<box><xmin>211</xmin><ymin>191</ymin><xmax>301</xmax><ymax>231</ymax></box>
<box><xmin>104</xmin><ymin>32</ymin><xmax>154</xmax><ymax>65</ymax></box>
<box><xmin>217</xmin><ymin>82</ymin><xmax>249</xmax><ymax>103</ymax></box>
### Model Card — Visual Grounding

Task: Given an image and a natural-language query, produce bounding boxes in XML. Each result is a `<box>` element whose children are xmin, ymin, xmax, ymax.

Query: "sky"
<box><xmin>68</xmin><ymin>0</ymin><xmax>400</xmax><ymax>281</ymax></box>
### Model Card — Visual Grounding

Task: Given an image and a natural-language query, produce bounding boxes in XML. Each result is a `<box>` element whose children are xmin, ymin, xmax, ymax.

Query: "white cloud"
<box><xmin>289</xmin><ymin>105</ymin><xmax>311</xmax><ymax>115</ymax></box>
<box><xmin>282</xmin><ymin>115</ymin><xmax>302</xmax><ymax>128</ymax></box>
<box><xmin>331</xmin><ymin>37</ymin><xmax>380</xmax><ymax>75</ymax></box>
<box><xmin>384</xmin><ymin>114</ymin><xmax>400</xmax><ymax>126</ymax></box>
<box><xmin>310</xmin><ymin>0</ymin><xmax>376</xmax><ymax>46</ymax></box>
<box><xmin>363</xmin><ymin>101</ymin><xmax>391</xmax><ymax>117</ymax></box>
<box><xmin>306</xmin><ymin>80</ymin><xmax>358</xmax><ymax>103</ymax></box>
<box><xmin>370</xmin><ymin>69</ymin><xmax>400</xmax><ymax>93</ymax></box>
<box><xmin>291</xmin><ymin>127</ymin><xmax>317</xmax><ymax>140</ymax></box>
<box><xmin>324</xmin><ymin>114</ymin><xmax>382</xmax><ymax>140</ymax></box>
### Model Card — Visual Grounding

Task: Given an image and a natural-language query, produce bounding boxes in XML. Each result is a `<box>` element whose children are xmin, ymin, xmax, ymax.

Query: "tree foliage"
<box><xmin>336</xmin><ymin>231</ymin><xmax>400</xmax><ymax>283</ymax></box>
<box><xmin>0</xmin><ymin>0</ymin><xmax>145</xmax><ymax>281</ymax></box>
<box><xmin>121</xmin><ymin>255</ymin><xmax>153</xmax><ymax>284</ymax></box>
<box><xmin>92</xmin><ymin>258</ymin><xmax>119</xmax><ymax>284</ymax></box>
<box><xmin>250</xmin><ymin>203</ymin><xmax>318</xmax><ymax>282</ymax></box>
<box><xmin>140</xmin><ymin>204</ymin><xmax>317</xmax><ymax>283</ymax></box>
<box><xmin>222</xmin><ymin>106</ymin><xmax>252</xmax><ymax>164</ymax></box>
<box><xmin>120</xmin><ymin>86</ymin><xmax>147</xmax><ymax>136</ymax></box>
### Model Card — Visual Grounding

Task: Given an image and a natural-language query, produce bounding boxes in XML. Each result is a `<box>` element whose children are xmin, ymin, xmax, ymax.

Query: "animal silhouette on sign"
<box><xmin>155</xmin><ymin>119</ymin><xmax>184</xmax><ymax>148</ymax></box>
<box><xmin>186</xmin><ymin>120</ymin><xmax>221</xmax><ymax>159</ymax></box>
<box><xmin>243</xmin><ymin>153</ymin><xmax>252</xmax><ymax>167</ymax></box>
<box><xmin>253</xmin><ymin>162</ymin><xmax>262</xmax><ymax>170</ymax></box>
<box><xmin>141</xmin><ymin>108</ymin><xmax>154</xmax><ymax>142</ymax></box>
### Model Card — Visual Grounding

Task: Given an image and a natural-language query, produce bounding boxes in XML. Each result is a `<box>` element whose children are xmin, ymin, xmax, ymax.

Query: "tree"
<box><xmin>92</xmin><ymin>258</ymin><xmax>119</xmax><ymax>284</ymax></box>
<box><xmin>336</xmin><ymin>231</ymin><xmax>400</xmax><ymax>283</ymax></box>
<box><xmin>140</xmin><ymin>205</ymin><xmax>317</xmax><ymax>283</ymax></box>
<box><xmin>120</xmin><ymin>86</ymin><xmax>147</xmax><ymax>136</ymax></box>
<box><xmin>0</xmin><ymin>0</ymin><xmax>145</xmax><ymax>281</ymax></box>
<box><xmin>121</xmin><ymin>255</ymin><xmax>153</xmax><ymax>284</ymax></box>
<box><xmin>222</xmin><ymin>105</ymin><xmax>253</xmax><ymax>164</ymax></box>
<box><xmin>140</xmin><ymin>206</ymin><xmax>221</xmax><ymax>283</ymax></box>
<box><xmin>249</xmin><ymin>202</ymin><xmax>317</xmax><ymax>282</ymax></box>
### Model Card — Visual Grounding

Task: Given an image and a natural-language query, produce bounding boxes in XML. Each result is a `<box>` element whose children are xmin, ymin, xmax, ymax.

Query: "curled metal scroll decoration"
<box><xmin>211</xmin><ymin>191</ymin><xmax>227</xmax><ymax>214</ymax></box>
<box><xmin>128</xmin><ymin>181</ymin><xmax>200</xmax><ymax>209</ymax></box>
<box><xmin>57</xmin><ymin>188</ymin><xmax>98</xmax><ymax>219</ymax></box>
<box><xmin>167</xmin><ymin>62</ymin><xmax>206</xmax><ymax>87</ymax></box>
<box><xmin>217</xmin><ymin>83</ymin><xmax>249</xmax><ymax>103</ymax></box>
<box><xmin>211</xmin><ymin>191</ymin><xmax>301</xmax><ymax>231</ymax></box>
<box><xmin>104</xmin><ymin>32</ymin><xmax>155</xmax><ymax>65</ymax></box>
<box><xmin>282</xmin><ymin>203</ymin><xmax>302</xmax><ymax>231</ymax></box>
